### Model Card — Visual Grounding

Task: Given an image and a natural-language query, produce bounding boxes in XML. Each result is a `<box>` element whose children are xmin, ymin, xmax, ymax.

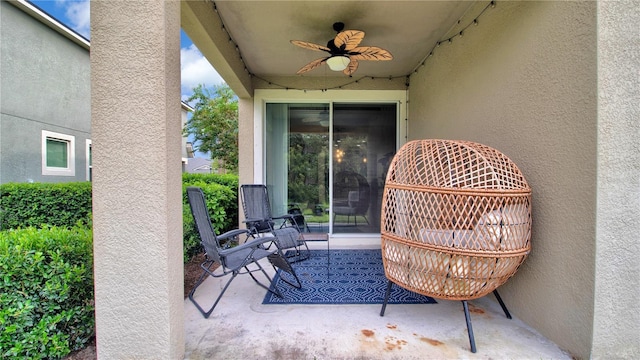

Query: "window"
<box><xmin>86</xmin><ymin>139</ymin><xmax>92</xmax><ymax>181</ymax></box>
<box><xmin>42</xmin><ymin>130</ymin><xmax>75</xmax><ymax>176</ymax></box>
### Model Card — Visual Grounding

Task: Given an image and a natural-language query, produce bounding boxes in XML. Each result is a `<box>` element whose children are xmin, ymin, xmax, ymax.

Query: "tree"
<box><xmin>184</xmin><ymin>84</ymin><xmax>238</xmax><ymax>173</ymax></box>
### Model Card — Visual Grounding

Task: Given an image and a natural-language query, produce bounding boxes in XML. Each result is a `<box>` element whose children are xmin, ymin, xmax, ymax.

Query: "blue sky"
<box><xmin>29</xmin><ymin>0</ymin><xmax>225</xmax><ymax>102</ymax></box>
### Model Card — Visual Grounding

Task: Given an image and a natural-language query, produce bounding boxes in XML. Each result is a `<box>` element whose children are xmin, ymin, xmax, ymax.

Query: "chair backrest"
<box><xmin>334</xmin><ymin>170</ymin><xmax>368</xmax><ymax>199</ymax></box>
<box><xmin>287</xmin><ymin>205</ymin><xmax>306</xmax><ymax>227</ymax></box>
<box><xmin>186</xmin><ymin>186</ymin><xmax>222</xmax><ymax>263</ymax></box>
<box><xmin>240</xmin><ymin>184</ymin><xmax>274</xmax><ymax>233</ymax></box>
<box><xmin>355</xmin><ymin>188</ymin><xmax>370</xmax><ymax>215</ymax></box>
<box><xmin>347</xmin><ymin>190</ymin><xmax>359</xmax><ymax>203</ymax></box>
<box><xmin>347</xmin><ymin>189</ymin><xmax>370</xmax><ymax>216</ymax></box>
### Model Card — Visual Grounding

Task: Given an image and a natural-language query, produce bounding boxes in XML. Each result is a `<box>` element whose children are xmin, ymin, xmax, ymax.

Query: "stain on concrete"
<box><xmin>386</xmin><ymin>323</ymin><xmax>398</xmax><ymax>330</ymax></box>
<box><xmin>358</xmin><ymin>328</ymin><xmax>381</xmax><ymax>354</ymax></box>
<box><xmin>269</xmin><ymin>344</ymin><xmax>307</xmax><ymax>360</ymax></box>
<box><xmin>420</xmin><ymin>337</ymin><xmax>444</xmax><ymax>346</ymax></box>
<box><xmin>468</xmin><ymin>303</ymin><xmax>485</xmax><ymax>315</ymax></box>
<box><xmin>361</xmin><ymin>329</ymin><xmax>375</xmax><ymax>337</ymax></box>
<box><xmin>384</xmin><ymin>335</ymin><xmax>408</xmax><ymax>351</ymax></box>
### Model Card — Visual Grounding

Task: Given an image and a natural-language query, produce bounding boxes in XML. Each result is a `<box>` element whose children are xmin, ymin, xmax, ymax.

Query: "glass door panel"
<box><xmin>265</xmin><ymin>103</ymin><xmax>330</xmax><ymax>233</ymax></box>
<box><xmin>332</xmin><ymin>103</ymin><xmax>397</xmax><ymax>234</ymax></box>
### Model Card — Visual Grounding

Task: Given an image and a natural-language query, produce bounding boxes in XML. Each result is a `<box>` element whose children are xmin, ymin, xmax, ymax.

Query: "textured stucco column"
<box><xmin>91</xmin><ymin>2</ymin><xmax>184</xmax><ymax>358</ymax></box>
<box><xmin>593</xmin><ymin>1</ymin><xmax>640</xmax><ymax>358</ymax></box>
<box><xmin>237</xmin><ymin>97</ymin><xmax>254</xmax><ymax>227</ymax></box>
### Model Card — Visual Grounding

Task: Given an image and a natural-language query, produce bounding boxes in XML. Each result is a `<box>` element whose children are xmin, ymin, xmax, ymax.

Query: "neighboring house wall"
<box><xmin>184</xmin><ymin>157</ymin><xmax>212</xmax><ymax>174</ymax></box>
<box><xmin>0</xmin><ymin>1</ymin><xmax>91</xmax><ymax>183</ymax></box>
<box><xmin>407</xmin><ymin>2</ymin><xmax>602</xmax><ymax>358</ymax></box>
<box><xmin>181</xmin><ymin>102</ymin><xmax>193</xmax><ymax>160</ymax></box>
<box><xmin>1</xmin><ymin>1</ymin><xmax>192</xmax><ymax>184</ymax></box>
<box><xmin>181</xmin><ymin>102</ymin><xmax>193</xmax><ymax>171</ymax></box>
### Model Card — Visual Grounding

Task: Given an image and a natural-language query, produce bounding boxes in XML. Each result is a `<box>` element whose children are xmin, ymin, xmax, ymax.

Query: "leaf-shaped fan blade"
<box><xmin>296</xmin><ymin>57</ymin><xmax>328</xmax><ymax>74</ymax></box>
<box><xmin>349</xmin><ymin>46</ymin><xmax>393</xmax><ymax>61</ymax></box>
<box><xmin>333</xmin><ymin>30</ymin><xmax>365</xmax><ymax>51</ymax></box>
<box><xmin>290</xmin><ymin>40</ymin><xmax>330</xmax><ymax>52</ymax></box>
<box><xmin>343</xmin><ymin>58</ymin><xmax>359</xmax><ymax>76</ymax></box>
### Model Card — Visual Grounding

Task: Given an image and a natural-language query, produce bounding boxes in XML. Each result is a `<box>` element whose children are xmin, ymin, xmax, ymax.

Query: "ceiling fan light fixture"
<box><xmin>326</xmin><ymin>56</ymin><xmax>350</xmax><ymax>71</ymax></box>
<box><xmin>291</xmin><ymin>23</ymin><xmax>392</xmax><ymax>75</ymax></box>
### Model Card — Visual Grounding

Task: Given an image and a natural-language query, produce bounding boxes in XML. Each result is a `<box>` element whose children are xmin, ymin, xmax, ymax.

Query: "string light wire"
<box><xmin>409</xmin><ymin>1</ymin><xmax>495</xmax><ymax>75</ymax></box>
<box><xmin>206</xmin><ymin>0</ymin><xmax>496</xmax><ymax>92</ymax></box>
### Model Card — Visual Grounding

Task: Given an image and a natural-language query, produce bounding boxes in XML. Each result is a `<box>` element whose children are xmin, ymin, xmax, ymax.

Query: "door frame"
<box><xmin>253</xmin><ymin>89</ymin><xmax>407</xmax><ymax>236</ymax></box>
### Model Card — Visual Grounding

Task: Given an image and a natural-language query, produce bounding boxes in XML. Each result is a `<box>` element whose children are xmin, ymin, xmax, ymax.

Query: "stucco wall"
<box><xmin>407</xmin><ymin>2</ymin><xmax>597</xmax><ymax>358</ymax></box>
<box><xmin>592</xmin><ymin>1</ymin><xmax>640</xmax><ymax>358</ymax></box>
<box><xmin>0</xmin><ymin>1</ymin><xmax>91</xmax><ymax>183</ymax></box>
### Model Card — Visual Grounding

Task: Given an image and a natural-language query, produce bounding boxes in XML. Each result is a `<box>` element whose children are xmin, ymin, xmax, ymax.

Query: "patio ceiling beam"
<box><xmin>181</xmin><ymin>1</ymin><xmax>253</xmax><ymax>98</ymax></box>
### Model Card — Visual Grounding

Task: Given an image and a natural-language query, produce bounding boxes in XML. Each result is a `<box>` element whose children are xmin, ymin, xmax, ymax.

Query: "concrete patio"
<box><xmin>184</xmin><ymin>241</ymin><xmax>571</xmax><ymax>359</ymax></box>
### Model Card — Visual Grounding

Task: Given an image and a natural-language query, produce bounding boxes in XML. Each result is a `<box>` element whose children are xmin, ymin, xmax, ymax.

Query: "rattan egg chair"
<box><xmin>379</xmin><ymin>139</ymin><xmax>532</xmax><ymax>353</ymax></box>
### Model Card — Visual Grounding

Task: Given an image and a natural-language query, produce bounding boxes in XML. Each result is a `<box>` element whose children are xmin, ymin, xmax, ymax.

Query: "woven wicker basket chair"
<box><xmin>379</xmin><ymin>139</ymin><xmax>532</xmax><ymax>353</ymax></box>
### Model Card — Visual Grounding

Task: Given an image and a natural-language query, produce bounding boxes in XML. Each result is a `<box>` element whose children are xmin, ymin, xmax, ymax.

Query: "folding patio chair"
<box><xmin>186</xmin><ymin>186</ymin><xmax>301</xmax><ymax>318</ymax></box>
<box><xmin>240</xmin><ymin>184</ymin><xmax>310</xmax><ymax>262</ymax></box>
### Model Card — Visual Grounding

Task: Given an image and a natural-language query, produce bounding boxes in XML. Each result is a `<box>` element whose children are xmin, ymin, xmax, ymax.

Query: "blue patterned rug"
<box><xmin>263</xmin><ymin>249</ymin><xmax>437</xmax><ymax>305</ymax></box>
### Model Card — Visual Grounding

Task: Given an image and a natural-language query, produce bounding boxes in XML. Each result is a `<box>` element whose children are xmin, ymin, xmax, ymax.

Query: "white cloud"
<box><xmin>53</xmin><ymin>0</ymin><xmax>222</xmax><ymax>100</ymax></box>
<box><xmin>66</xmin><ymin>1</ymin><xmax>90</xmax><ymax>38</ymax></box>
<box><xmin>60</xmin><ymin>0</ymin><xmax>90</xmax><ymax>39</ymax></box>
<box><xmin>181</xmin><ymin>44</ymin><xmax>224</xmax><ymax>97</ymax></box>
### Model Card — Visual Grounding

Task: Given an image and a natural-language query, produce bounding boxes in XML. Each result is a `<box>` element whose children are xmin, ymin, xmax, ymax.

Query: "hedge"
<box><xmin>0</xmin><ymin>182</ymin><xmax>92</xmax><ymax>230</ymax></box>
<box><xmin>0</xmin><ymin>175</ymin><xmax>240</xmax><ymax>262</ymax></box>
<box><xmin>181</xmin><ymin>173</ymin><xmax>239</xmax><ymax>190</ymax></box>
<box><xmin>0</xmin><ymin>226</ymin><xmax>94</xmax><ymax>359</ymax></box>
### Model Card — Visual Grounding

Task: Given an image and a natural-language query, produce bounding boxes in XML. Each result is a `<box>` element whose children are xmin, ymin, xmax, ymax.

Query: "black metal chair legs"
<box><xmin>461</xmin><ymin>289</ymin><xmax>512</xmax><ymax>353</ymax></box>
<box><xmin>189</xmin><ymin>260</ymin><xmax>283</xmax><ymax>319</ymax></box>
<box><xmin>379</xmin><ymin>279</ymin><xmax>393</xmax><ymax>316</ymax></box>
<box><xmin>267</xmin><ymin>253</ymin><xmax>302</xmax><ymax>289</ymax></box>
<box><xmin>379</xmin><ymin>280</ymin><xmax>513</xmax><ymax>353</ymax></box>
<box><xmin>492</xmin><ymin>289</ymin><xmax>512</xmax><ymax>319</ymax></box>
<box><xmin>461</xmin><ymin>300</ymin><xmax>477</xmax><ymax>353</ymax></box>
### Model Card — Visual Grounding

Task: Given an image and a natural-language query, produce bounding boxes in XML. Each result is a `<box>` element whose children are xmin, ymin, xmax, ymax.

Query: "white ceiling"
<box><xmin>213</xmin><ymin>1</ymin><xmax>475</xmax><ymax>78</ymax></box>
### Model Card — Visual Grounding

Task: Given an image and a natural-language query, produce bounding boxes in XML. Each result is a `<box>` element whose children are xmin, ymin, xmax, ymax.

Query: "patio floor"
<box><xmin>184</xmin><ymin>240</ymin><xmax>571</xmax><ymax>359</ymax></box>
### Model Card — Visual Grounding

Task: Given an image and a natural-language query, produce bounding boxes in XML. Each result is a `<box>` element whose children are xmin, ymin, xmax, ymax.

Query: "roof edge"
<box><xmin>9</xmin><ymin>0</ymin><xmax>90</xmax><ymax>51</ymax></box>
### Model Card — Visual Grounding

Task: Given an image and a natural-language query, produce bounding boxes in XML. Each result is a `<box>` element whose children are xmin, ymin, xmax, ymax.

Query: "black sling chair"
<box><xmin>186</xmin><ymin>186</ymin><xmax>301</xmax><ymax>318</ymax></box>
<box><xmin>240</xmin><ymin>184</ymin><xmax>311</xmax><ymax>262</ymax></box>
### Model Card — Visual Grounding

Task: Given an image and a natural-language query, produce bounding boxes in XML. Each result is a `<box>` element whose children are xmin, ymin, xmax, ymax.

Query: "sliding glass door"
<box><xmin>265</xmin><ymin>102</ymin><xmax>397</xmax><ymax>235</ymax></box>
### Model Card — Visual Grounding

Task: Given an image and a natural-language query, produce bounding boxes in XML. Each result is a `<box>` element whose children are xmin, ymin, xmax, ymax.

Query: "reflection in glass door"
<box><xmin>332</xmin><ymin>103</ymin><xmax>396</xmax><ymax>234</ymax></box>
<box><xmin>265</xmin><ymin>102</ymin><xmax>397</xmax><ymax>235</ymax></box>
<box><xmin>265</xmin><ymin>103</ymin><xmax>330</xmax><ymax>233</ymax></box>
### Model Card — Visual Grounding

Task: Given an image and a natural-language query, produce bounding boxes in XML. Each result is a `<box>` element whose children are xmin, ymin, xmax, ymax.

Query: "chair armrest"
<box><xmin>217</xmin><ymin>228</ymin><xmax>251</xmax><ymax>241</ymax></box>
<box><xmin>272</xmin><ymin>214</ymin><xmax>295</xmax><ymax>221</ymax></box>
<box><xmin>218</xmin><ymin>236</ymin><xmax>276</xmax><ymax>256</ymax></box>
<box><xmin>242</xmin><ymin>217</ymin><xmax>266</xmax><ymax>224</ymax></box>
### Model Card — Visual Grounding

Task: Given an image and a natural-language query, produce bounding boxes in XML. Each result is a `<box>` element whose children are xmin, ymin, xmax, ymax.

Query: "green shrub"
<box><xmin>0</xmin><ymin>176</ymin><xmax>241</xmax><ymax>263</ymax></box>
<box><xmin>0</xmin><ymin>182</ymin><xmax>92</xmax><ymax>230</ymax></box>
<box><xmin>0</xmin><ymin>226</ymin><xmax>94</xmax><ymax>359</ymax></box>
<box><xmin>182</xmin><ymin>173</ymin><xmax>238</xmax><ymax>190</ymax></box>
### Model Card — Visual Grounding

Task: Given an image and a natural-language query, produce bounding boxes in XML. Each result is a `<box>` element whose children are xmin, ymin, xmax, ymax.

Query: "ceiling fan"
<box><xmin>290</xmin><ymin>22</ymin><xmax>393</xmax><ymax>76</ymax></box>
